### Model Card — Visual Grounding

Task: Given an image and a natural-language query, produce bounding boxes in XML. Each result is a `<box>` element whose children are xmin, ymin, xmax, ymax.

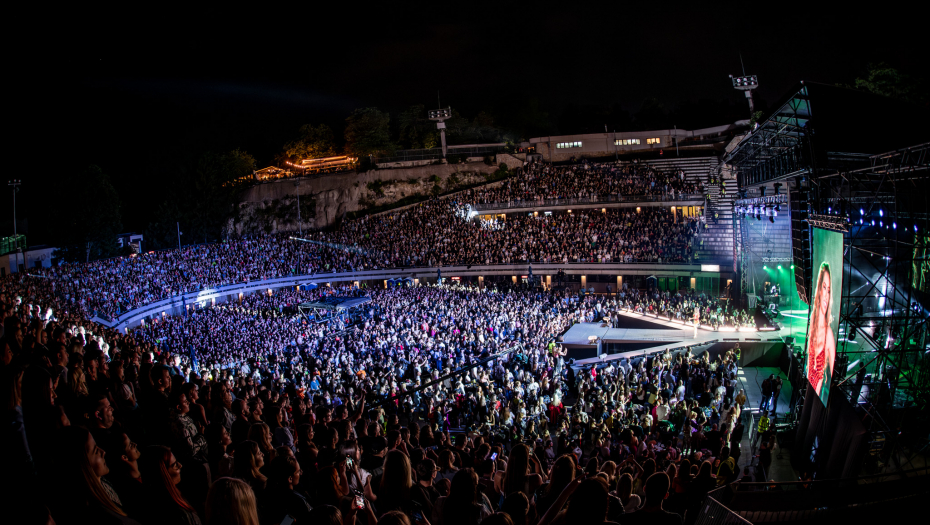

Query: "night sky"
<box><xmin>9</xmin><ymin>2</ymin><xmax>926</xmax><ymax>239</ymax></box>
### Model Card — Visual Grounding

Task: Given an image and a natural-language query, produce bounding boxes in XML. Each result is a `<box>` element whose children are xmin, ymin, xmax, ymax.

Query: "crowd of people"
<box><xmin>470</xmin><ymin>161</ymin><xmax>700</xmax><ymax>206</ymax></box>
<box><xmin>3</xmin><ymin>271</ymin><xmax>761</xmax><ymax>525</ymax></box>
<box><xmin>613</xmin><ymin>289</ymin><xmax>753</xmax><ymax>331</ymax></box>
<box><xmin>28</xmin><ymin>236</ymin><xmax>310</xmax><ymax>320</ymax></box>
<box><xmin>0</xmin><ymin>159</ymin><xmax>757</xmax><ymax>524</ymax></box>
<box><xmin>26</xmin><ymin>197</ymin><xmax>702</xmax><ymax>321</ymax></box>
<box><xmin>327</xmin><ymin>203</ymin><xmax>699</xmax><ymax>269</ymax></box>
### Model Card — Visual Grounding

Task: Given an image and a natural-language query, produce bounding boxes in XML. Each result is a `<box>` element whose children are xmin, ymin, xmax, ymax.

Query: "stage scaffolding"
<box><xmin>726</xmin><ymin>81</ymin><xmax>930</xmax><ymax>475</ymax></box>
<box><xmin>814</xmin><ymin>143</ymin><xmax>930</xmax><ymax>473</ymax></box>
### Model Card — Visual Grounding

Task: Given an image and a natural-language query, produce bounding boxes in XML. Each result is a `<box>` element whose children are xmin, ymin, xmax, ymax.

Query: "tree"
<box><xmin>282</xmin><ymin>123</ymin><xmax>337</xmax><ymax>161</ymax></box>
<box><xmin>396</xmin><ymin>105</ymin><xmax>438</xmax><ymax>150</ymax></box>
<box><xmin>145</xmin><ymin>149</ymin><xmax>256</xmax><ymax>248</ymax></box>
<box><xmin>54</xmin><ymin>165</ymin><xmax>124</xmax><ymax>262</ymax></box>
<box><xmin>188</xmin><ymin>149</ymin><xmax>256</xmax><ymax>243</ymax></box>
<box><xmin>344</xmin><ymin>107</ymin><xmax>395</xmax><ymax>157</ymax></box>
<box><xmin>851</xmin><ymin>63</ymin><xmax>926</xmax><ymax>106</ymax></box>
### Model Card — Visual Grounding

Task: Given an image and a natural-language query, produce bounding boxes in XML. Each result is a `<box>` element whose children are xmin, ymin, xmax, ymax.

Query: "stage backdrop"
<box><xmin>805</xmin><ymin>228</ymin><xmax>843</xmax><ymax>407</ymax></box>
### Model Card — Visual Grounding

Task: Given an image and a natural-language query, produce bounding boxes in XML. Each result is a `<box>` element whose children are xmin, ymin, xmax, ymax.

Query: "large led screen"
<box><xmin>806</xmin><ymin>228</ymin><xmax>843</xmax><ymax>406</ymax></box>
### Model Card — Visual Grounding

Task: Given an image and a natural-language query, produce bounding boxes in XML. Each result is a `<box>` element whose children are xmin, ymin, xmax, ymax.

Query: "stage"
<box><xmin>563</xmin><ymin>308</ymin><xmax>807</xmax><ymax>366</ymax></box>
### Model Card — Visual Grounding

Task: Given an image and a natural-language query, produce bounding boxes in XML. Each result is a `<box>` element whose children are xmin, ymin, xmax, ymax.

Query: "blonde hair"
<box><xmin>810</xmin><ymin>262</ymin><xmax>833</xmax><ymax>351</ymax></box>
<box><xmin>248</xmin><ymin>422</ymin><xmax>274</xmax><ymax>454</ymax></box>
<box><xmin>71</xmin><ymin>365</ymin><xmax>89</xmax><ymax>398</ymax></box>
<box><xmin>206</xmin><ymin>477</ymin><xmax>260</xmax><ymax>525</ymax></box>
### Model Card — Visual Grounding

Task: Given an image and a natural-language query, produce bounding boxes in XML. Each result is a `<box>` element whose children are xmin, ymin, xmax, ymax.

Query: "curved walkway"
<box><xmin>98</xmin><ymin>262</ymin><xmax>729</xmax><ymax>330</ymax></box>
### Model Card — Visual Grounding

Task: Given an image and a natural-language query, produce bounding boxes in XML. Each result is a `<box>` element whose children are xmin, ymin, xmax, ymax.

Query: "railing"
<box><xmin>695</xmin><ymin>487</ymin><xmax>753</xmax><ymax>525</ymax></box>
<box><xmin>0</xmin><ymin>234</ymin><xmax>27</xmax><ymax>256</ymax></box>
<box><xmin>721</xmin><ymin>467</ymin><xmax>930</xmax><ymax>522</ymax></box>
<box><xmin>373</xmin><ymin>144</ymin><xmax>509</xmax><ymax>164</ymax></box>
<box><xmin>471</xmin><ymin>193</ymin><xmax>705</xmax><ymax>212</ymax></box>
<box><xmin>98</xmin><ymin>261</ymin><xmax>730</xmax><ymax>330</ymax></box>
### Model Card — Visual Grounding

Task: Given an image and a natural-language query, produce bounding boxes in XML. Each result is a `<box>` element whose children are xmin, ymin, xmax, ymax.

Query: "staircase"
<box><xmin>639</xmin><ymin>157</ymin><xmax>735</xmax><ymax>266</ymax></box>
<box><xmin>641</xmin><ymin>157</ymin><xmax>719</xmax><ymax>186</ymax></box>
<box><xmin>698</xmin><ymin>174</ymin><xmax>737</xmax><ymax>266</ymax></box>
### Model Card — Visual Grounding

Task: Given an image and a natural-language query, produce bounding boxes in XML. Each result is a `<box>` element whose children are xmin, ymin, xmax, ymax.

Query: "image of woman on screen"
<box><xmin>807</xmin><ymin>262</ymin><xmax>835</xmax><ymax>401</ymax></box>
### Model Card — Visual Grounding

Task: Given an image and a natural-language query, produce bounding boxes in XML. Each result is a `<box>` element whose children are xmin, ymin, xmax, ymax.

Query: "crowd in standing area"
<box><xmin>4</xmin><ymin>272</ymin><xmax>758</xmax><ymax>525</ymax></box>
<box><xmin>0</xmin><ymin>159</ymin><xmax>753</xmax><ymax>525</ymax></box>
<box><xmin>612</xmin><ymin>289</ymin><xmax>753</xmax><ymax>331</ymax></box>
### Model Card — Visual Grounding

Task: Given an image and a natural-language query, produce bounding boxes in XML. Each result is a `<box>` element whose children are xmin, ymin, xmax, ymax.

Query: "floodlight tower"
<box><xmin>428</xmin><ymin>107</ymin><xmax>452</xmax><ymax>158</ymax></box>
<box><xmin>730</xmin><ymin>74</ymin><xmax>759</xmax><ymax>114</ymax></box>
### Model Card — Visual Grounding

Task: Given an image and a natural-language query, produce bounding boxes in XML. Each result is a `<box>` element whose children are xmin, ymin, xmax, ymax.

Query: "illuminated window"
<box><xmin>614</xmin><ymin>139</ymin><xmax>640</xmax><ymax>146</ymax></box>
<box><xmin>646</xmin><ymin>138</ymin><xmax>662</xmax><ymax>145</ymax></box>
<box><xmin>556</xmin><ymin>141</ymin><xmax>582</xmax><ymax>149</ymax></box>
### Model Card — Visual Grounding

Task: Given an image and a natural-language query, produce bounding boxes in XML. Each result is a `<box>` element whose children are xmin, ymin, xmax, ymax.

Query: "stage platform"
<box><xmin>299</xmin><ymin>296</ymin><xmax>371</xmax><ymax>311</ymax></box>
<box><xmin>564</xmin><ymin>309</ymin><xmax>795</xmax><ymax>366</ymax></box>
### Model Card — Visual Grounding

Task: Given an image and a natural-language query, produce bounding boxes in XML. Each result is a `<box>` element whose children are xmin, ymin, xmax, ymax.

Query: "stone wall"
<box><xmin>234</xmin><ymin>154</ymin><xmax>524</xmax><ymax>234</ymax></box>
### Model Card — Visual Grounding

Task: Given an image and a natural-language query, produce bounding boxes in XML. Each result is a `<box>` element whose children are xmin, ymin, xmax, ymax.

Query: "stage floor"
<box><xmin>566</xmin><ymin>309</ymin><xmax>805</xmax><ymax>366</ymax></box>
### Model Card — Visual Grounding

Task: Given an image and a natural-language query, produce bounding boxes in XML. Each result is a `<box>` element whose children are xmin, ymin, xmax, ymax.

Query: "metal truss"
<box><xmin>725</xmin><ymin>85</ymin><xmax>815</xmax><ymax>186</ymax></box>
<box><xmin>808</xmin><ymin>214</ymin><xmax>850</xmax><ymax>232</ymax></box>
<box><xmin>812</xmin><ymin>142</ymin><xmax>930</xmax><ymax>474</ymax></box>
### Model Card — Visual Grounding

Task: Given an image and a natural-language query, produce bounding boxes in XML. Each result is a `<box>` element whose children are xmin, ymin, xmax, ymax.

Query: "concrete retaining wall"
<box><xmin>236</xmin><ymin>154</ymin><xmax>524</xmax><ymax>232</ymax></box>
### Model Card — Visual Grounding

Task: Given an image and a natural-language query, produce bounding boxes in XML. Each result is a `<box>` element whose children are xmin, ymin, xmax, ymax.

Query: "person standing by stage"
<box><xmin>771</xmin><ymin>377</ymin><xmax>783</xmax><ymax>415</ymax></box>
<box><xmin>759</xmin><ymin>375</ymin><xmax>774</xmax><ymax>412</ymax></box>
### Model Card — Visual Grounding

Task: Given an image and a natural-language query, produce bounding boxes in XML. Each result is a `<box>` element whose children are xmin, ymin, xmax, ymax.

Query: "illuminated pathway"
<box><xmin>567</xmin><ymin>308</ymin><xmax>793</xmax><ymax>366</ymax></box>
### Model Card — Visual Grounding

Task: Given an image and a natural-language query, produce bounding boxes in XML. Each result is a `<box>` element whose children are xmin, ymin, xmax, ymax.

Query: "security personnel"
<box><xmin>755</xmin><ymin>410</ymin><xmax>770</xmax><ymax>447</ymax></box>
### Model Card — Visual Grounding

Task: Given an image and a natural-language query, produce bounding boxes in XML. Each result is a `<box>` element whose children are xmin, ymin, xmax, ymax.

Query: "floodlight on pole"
<box><xmin>729</xmin><ymin>74</ymin><xmax>759</xmax><ymax>114</ymax></box>
<box><xmin>428</xmin><ymin>107</ymin><xmax>452</xmax><ymax>159</ymax></box>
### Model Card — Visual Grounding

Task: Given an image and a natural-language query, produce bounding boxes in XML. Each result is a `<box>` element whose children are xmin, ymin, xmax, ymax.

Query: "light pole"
<box><xmin>295</xmin><ymin>180</ymin><xmax>303</xmax><ymax>237</ymax></box>
<box><xmin>730</xmin><ymin>74</ymin><xmax>759</xmax><ymax>115</ymax></box>
<box><xmin>8</xmin><ymin>180</ymin><xmax>21</xmax><ymax>272</ymax></box>
<box><xmin>295</xmin><ymin>179</ymin><xmax>303</xmax><ymax>275</ymax></box>
<box><xmin>428</xmin><ymin>107</ymin><xmax>452</xmax><ymax>159</ymax></box>
<box><xmin>614</xmin><ymin>128</ymin><xmax>620</xmax><ymax>162</ymax></box>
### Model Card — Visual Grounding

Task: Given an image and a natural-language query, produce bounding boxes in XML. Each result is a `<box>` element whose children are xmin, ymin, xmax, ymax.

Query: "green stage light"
<box><xmin>763</xmin><ymin>265</ymin><xmax>767</xmax><ymax>270</ymax></box>
<box><xmin>790</xmin><ymin>265</ymin><xmax>795</xmax><ymax>269</ymax></box>
<box><xmin>777</xmin><ymin>265</ymin><xmax>783</xmax><ymax>269</ymax></box>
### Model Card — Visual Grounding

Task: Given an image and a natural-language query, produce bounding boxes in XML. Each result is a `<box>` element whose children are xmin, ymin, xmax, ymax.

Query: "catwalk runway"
<box><xmin>566</xmin><ymin>309</ymin><xmax>803</xmax><ymax>366</ymax></box>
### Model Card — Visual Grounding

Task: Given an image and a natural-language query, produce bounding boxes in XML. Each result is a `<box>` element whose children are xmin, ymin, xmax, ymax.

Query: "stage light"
<box><xmin>872</xmin><ymin>220</ymin><xmax>875</xmax><ymax>226</ymax></box>
<box><xmin>893</xmin><ymin>222</ymin><xmax>897</xmax><ymax>229</ymax></box>
<box><xmin>790</xmin><ymin>265</ymin><xmax>795</xmax><ymax>269</ymax></box>
<box><xmin>763</xmin><ymin>265</ymin><xmax>768</xmax><ymax>270</ymax></box>
<box><xmin>880</xmin><ymin>221</ymin><xmax>883</xmax><ymax>227</ymax></box>
<box><xmin>916</xmin><ymin>225</ymin><xmax>919</xmax><ymax>232</ymax></box>
<box><xmin>879</xmin><ymin>209</ymin><xmax>884</xmax><ymax>217</ymax></box>
<box><xmin>860</xmin><ymin>208</ymin><xmax>864</xmax><ymax>215</ymax></box>
<box><xmin>777</xmin><ymin>265</ymin><xmax>782</xmax><ymax>269</ymax></box>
